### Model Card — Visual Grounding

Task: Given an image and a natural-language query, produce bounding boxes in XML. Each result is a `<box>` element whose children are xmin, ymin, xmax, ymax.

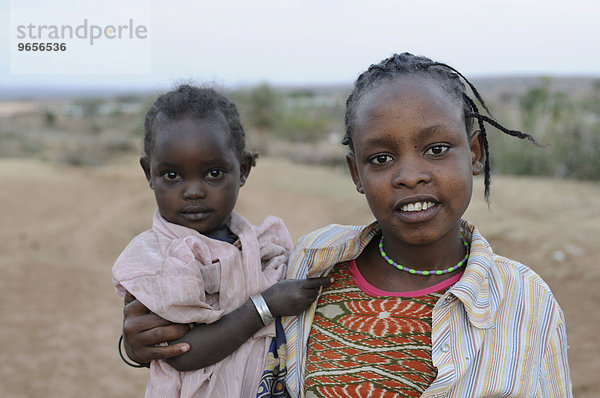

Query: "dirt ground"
<box><xmin>0</xmin><ymin>156</ymin><xmax>598</xmax><ymax>397</ymax></box>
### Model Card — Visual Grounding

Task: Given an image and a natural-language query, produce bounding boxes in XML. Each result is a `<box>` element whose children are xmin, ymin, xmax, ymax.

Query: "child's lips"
<box><xmin>181</xmin><ymin>212</ymin><xmax>209</xmax><ymax>221</ymax></box>
<box><xmin>180</xmin><ymin>206</ymin><xmax>211</xmax><ymax>220</ymax></box>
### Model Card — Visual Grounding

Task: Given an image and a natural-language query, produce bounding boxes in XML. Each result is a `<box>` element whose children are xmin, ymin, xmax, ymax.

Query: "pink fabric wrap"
<box><xmin>112</xmin><ymin>210</ymin><xmax>292</xmax><ymax>398</ymax></box>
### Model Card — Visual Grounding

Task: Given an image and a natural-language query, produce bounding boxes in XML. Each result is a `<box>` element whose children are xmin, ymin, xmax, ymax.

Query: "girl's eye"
<box><xmin>369</xmin><ymin>154</ymin><xmax>393</xmax><ymax>165</ymax></box>
<box><xmin>426</xmin><ymin>145</ymin><xmax>450</xmax><ymax>156</ymax></box>
<box><xmin>207</xmin><ymin>169</ymin><xmax>224</xmax><ymax>179</ymax></box>
<box><xmin>162</xmin><ymin>171</ymin><xmax>181</xmax><ymax>181</ymax></box>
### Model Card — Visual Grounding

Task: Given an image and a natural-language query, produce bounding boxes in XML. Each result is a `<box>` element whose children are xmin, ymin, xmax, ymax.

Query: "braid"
<box><xmin>463</xmin><ymin>94</ymin><xmax>492</xmax><ymax>198</ymax></box>
<box><xmin>429</xmin><ymin>62</ymin><xmax>493</xmax><ymax>116</ymax></box>
<box><xmin>343</xmin><ymin>52</ymin><xmax>537</xmax><ymax>200</ymax></box>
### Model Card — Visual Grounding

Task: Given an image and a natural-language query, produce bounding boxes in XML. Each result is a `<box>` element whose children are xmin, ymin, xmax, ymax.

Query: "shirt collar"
<box><xmin>449</xmin><ymin>219</ymin><xmax>499</xmax><ymax>329</ymax></box>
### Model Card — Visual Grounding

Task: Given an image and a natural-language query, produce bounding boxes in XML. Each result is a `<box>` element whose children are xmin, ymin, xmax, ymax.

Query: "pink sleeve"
<box><xmin>112</xmin><ymin>231</ymin><xmax>224</xmax><ymax>324</ymax></box>
<box><xmin>254</xmin><ymin>215</ymin><xmax>293</xmax><ymax>286</ymax></box>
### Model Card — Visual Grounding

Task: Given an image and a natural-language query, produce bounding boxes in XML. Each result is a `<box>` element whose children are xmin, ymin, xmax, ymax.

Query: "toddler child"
<box><xmin>112</xmin><ymin>85</ymin><xmax>328</xmax><ymax>397</ymax></box>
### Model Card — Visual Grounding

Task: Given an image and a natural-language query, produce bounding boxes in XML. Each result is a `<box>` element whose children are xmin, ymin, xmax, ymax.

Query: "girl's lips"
<box><xmin>394</xmin><ymin>196</ymin><xmax>440</xmax><ymax>223</ymax></box>
<box><xmin>394</xmin><ymin>195</ymin><xmax>439</xmax><ymax>210</ymax></box>
<box><xmin>394</xmin><ymin>203</ymin><xmax>439</xmax><ymax>223</ymax></box>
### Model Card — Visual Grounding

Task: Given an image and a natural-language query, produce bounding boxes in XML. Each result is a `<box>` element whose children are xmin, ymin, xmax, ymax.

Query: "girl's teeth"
<box><xmin>401</xmin><ymin>201</ymin><xmax>435</xmax><ymax>212</ymax></box>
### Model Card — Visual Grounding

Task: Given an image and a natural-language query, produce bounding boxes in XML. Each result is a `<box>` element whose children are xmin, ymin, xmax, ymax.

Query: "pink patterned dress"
<box><xmin>304</xmin><ymin>260</ymin><xmax>463</xmax><ymax>397</ymax></box>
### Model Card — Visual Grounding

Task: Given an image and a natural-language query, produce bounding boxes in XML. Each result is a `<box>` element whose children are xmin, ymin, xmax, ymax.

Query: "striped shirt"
<box><xmin>282</xmin><ymin>219</ymin><xmax>572</xmax><ymax>397</ymax></box>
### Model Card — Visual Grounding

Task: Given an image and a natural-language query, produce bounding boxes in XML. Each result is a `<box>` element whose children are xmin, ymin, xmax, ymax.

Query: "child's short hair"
<box><xmin>343</xmin><ymin>52</ymin><xmax>539</xmax><ymax>199</ymax></box>
<box><xmin>143</xmin><ymin>85</ymin><xmax>255</xmax><ymax>165</ymax></box>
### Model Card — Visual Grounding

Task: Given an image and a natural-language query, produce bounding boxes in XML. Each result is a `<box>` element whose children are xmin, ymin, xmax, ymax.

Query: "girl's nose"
<box><xmin>183</xmin><ymin>180</ymin><xmax>206</xmax><ymax>200</ymax></box>
<box><xmin>391</xmin><ymin>157</ymin><xmax>430</xmax><ymax>188</ymax></box>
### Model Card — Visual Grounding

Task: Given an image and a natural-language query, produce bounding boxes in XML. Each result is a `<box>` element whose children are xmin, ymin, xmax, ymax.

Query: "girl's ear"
<box><xmin>238</xmin><ymin>152</ymin><xmax>254</xmax><ymax>187</ymax></box>
<box><xmin>469</xmin><ymin>130</ymin><xmax>485</xmax><ymax>176</ymax></box>
<box><xmin>140</xmin><ymin>156</ymin><xmax>153</xmax><ymax>189</ymax></box>
<box><xmin>345</xmin><ymin>152</ymin><xmax>364</xmax><ymax>194</ymax></box>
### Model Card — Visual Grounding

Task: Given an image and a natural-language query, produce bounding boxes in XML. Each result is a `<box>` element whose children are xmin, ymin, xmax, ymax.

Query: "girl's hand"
<box><xmin>261</xmin><ymin>277</ymin><xmax>332</xmax><ymax>317</ymax></box>
<box><xmin>122</xmin><ymin>292</ymin><xmax>191</xmax><ymax>365</ymax></box>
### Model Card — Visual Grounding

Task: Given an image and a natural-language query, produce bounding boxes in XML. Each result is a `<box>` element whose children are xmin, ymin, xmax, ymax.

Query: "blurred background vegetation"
<box><xmin>1</xmin><ymin>76</ymin><xmax>599</xmax><ymax>180</ymax></box>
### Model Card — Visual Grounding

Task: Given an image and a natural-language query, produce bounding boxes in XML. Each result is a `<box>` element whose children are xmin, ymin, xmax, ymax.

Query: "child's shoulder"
<box><xmin>237</xmin><ymin>212</ymin><xmax>293</xmax><ymax>251</ymax></box>
<box><xmin>120</xmin><ymin>228</ymin><xmax>157</xmax><ymax>253</ymax></box>
<box><xmin>113</xmin><ymin>229</ymin><xmax>159</xmax><ymax>268</ymax></box>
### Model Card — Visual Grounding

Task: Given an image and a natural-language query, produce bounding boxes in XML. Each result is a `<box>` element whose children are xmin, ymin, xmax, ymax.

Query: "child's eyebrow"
<box><xmin>153</xmin><ymin>161</ymin><xmax>181</xmax><ymax>169</ymax></box>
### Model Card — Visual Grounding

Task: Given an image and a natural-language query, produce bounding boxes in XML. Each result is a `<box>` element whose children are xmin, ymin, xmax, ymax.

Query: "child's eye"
<box><xmin>368</xmin><ymin>154</ymin><xmax>393</xmax><ymax>165</ymax></box>
<box><xmin>425</xmin><ymin>145</ymin><xmax>450</xmax><ymax>156</ymax></box>
<box><xmin>206</xmin><ymin>169</ymin><xmax>225</xmax><ymax>179</ymax></box>
<box><xmin>162</xmin><ymin>171</ymin><xmax>181</xmax><ymax>181</ymax></box>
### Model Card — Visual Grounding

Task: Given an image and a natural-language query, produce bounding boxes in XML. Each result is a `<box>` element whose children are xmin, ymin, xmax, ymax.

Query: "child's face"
<box><xmin>346</xmin><ymin>75</ymin><xmax>484</xmax><ymax>247</ymax></box>
<box><xmin>141</xmin><ymin>115</ymin><xmax>250</xmax><ymax>237</ymax></box>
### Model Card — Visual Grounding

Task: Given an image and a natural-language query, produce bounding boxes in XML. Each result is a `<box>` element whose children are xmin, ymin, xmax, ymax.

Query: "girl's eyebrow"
<box><xmin>363</xmin><ymin>124</ymin><xmax>449</xmax><ymax>147</ymax></box>
<box><xmin>418</xmin><ymin>124</ymin><xmax>447</xmax><ymax>138</ymax></box>
<box><xmin>363</xmin><ymin>135</ymin><xmax>394</xmax><ymax>148</ymax></box>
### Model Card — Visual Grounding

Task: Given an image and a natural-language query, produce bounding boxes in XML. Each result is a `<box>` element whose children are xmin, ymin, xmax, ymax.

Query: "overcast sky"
<box><xmin>1</xmin><ymin>0</ymin><xmax>599</xmax><ymax>90</ymax></box>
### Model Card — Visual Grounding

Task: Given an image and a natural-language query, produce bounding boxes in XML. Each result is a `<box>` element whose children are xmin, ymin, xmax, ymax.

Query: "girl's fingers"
<box><xmin>123</xmin><ymin>295</ymin><xmax>152</xmax><ymax>317</ymax></box>
<box><xmin>124</xmin><ymin>291</ymin><xmax>137</xmax><ymax>305</ymax></box>
<box><xmin>144</xmin><ymin>323</ymin><xmax>191</xmax><ymax>344</ymax></box>
<box><xmin>123</xmin><ymin>312</ymin><xmax>174</xmax><ymax>336</ymax></box>
<box><xmin>124</xmin><ymin>324</ymin><xmax>191</xmax><ymax>363</ymax></box>
<box><xmin>144</xmin><ymin>342</ymin><xmax>190</xmax><ymax>361</ymax></box>
<box><xmin>124</xmin><ymin>318</ymin><xmax>190</xmax><ymax>344</ymax></box>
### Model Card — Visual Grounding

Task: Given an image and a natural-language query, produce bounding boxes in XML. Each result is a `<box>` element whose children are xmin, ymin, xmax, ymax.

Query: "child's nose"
<box><xmin>183</xmin><ymin>180</ymin><xmax>206</xmax><ymax>199</ymax></box>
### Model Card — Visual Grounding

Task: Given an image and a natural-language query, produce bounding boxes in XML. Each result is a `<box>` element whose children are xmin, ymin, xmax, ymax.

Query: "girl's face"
<box><xmin>346</xmin><ymin>75</ymin><xmax>484</xmax><ymax>248</ymax></box>
<box><xmin>141</xmin><ymin>115</ymin><xmax>251</xmax><ymax>238</ymax></box>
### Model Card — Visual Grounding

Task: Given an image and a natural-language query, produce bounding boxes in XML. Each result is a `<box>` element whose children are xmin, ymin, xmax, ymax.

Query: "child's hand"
<box><xmin>261</xmin><ymin>277</ymin><xmax>332</xmax><ymax>317</ymax></box>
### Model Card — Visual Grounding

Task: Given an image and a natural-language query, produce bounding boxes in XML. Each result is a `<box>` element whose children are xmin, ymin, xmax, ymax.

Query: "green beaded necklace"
<box><xmin>378</xmin><ymin>235</ymin><xmax>470</xmax><ymax>276</ymax></box>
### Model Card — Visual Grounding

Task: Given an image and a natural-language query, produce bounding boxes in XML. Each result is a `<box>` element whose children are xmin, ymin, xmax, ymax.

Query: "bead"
<box><xmin>379</xmin><ymin>235</ymin><xmax>470</xmax><ymax>276</ymax></box>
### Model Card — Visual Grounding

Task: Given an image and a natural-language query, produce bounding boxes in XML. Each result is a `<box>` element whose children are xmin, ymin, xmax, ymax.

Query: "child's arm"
<box><xmin>123</xmin><ymin>277</ymin><xmax>331</xmax><ymax>370</ymax></box>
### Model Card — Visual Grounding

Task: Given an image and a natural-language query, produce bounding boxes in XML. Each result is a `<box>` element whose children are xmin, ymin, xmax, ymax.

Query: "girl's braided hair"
<box><xmin>343</xmin><ymin>52</ymin><xmax>538</xmax><ymax>199</ymax></box>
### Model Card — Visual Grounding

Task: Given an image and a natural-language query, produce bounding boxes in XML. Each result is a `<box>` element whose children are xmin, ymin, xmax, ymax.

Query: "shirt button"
<box><xmin>441</xmin><ymin>344</ymin><xmax>450</xmax><ymax>353</ymax></box>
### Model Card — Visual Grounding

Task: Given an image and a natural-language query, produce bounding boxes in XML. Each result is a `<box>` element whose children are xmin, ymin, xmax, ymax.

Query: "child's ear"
<box><xmin>469</xmin><ymin>130</ymin><xmax>485</xmax><ymax>175</ymax></box>
<box><xmin>238</xmin><ymin>152</ymin><xmax>254</xmax><ymax>187</ymax></box>
<box><xmin>345</xmin><ymin>152</ymin><xmax>364</xmax><ymax>194</ymax></box>
<box><xmin>140</xmin><ymin>156</ymin><xmax>153</xmax><ymax>189</ymax></box>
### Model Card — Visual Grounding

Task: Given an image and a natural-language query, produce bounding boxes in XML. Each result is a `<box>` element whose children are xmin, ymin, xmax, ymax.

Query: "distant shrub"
<box><xmin>489</xmin><ymin>78</ymin><xmax>600</xmax><ymax>180</ymax></box>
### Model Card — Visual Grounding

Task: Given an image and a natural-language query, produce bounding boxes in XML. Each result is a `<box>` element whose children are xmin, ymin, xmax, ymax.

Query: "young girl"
<box><xmin>282</xmin><ymin>53</ymin><xmax>572</xmax><ymax>397</ymax></box>
<box><xmin>112</xmin><ymin>85</ymin><xmax>329</xmax><ymax>397</ymax></box>
<box><xmin>121</xmin><ymin>54</ymin><xmax>572</xmax><ymax>397</ymax></box>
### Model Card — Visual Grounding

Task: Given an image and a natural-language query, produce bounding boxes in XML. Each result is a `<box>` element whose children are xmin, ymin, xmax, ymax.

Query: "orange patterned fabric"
<box><xmin>304</xmin><ymin>262</ymin><xmax>442</xmax><ymax>397</ymax></box>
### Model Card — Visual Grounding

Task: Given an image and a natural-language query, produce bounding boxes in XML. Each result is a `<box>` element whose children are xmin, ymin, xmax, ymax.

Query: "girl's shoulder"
<box><xmin>491</xmin><ymin>253</ymin><xmax>556</xmax><ymax>297</ymax></box>
<box><xmin>296</xmin><ymin>222</ymin><xmax>379</xmax><ymax>251</ymax></box>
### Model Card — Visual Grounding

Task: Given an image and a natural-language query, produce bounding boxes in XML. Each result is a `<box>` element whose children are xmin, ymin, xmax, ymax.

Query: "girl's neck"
<box><xmin>355</xmin><ymin>225</ymin><xmax>468</xmax><ymax>292</ymax></box>
<box><xmin>380</xmin><ymin>228</ymin><xmax>466</xmax><ymax>271</ymax></box>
